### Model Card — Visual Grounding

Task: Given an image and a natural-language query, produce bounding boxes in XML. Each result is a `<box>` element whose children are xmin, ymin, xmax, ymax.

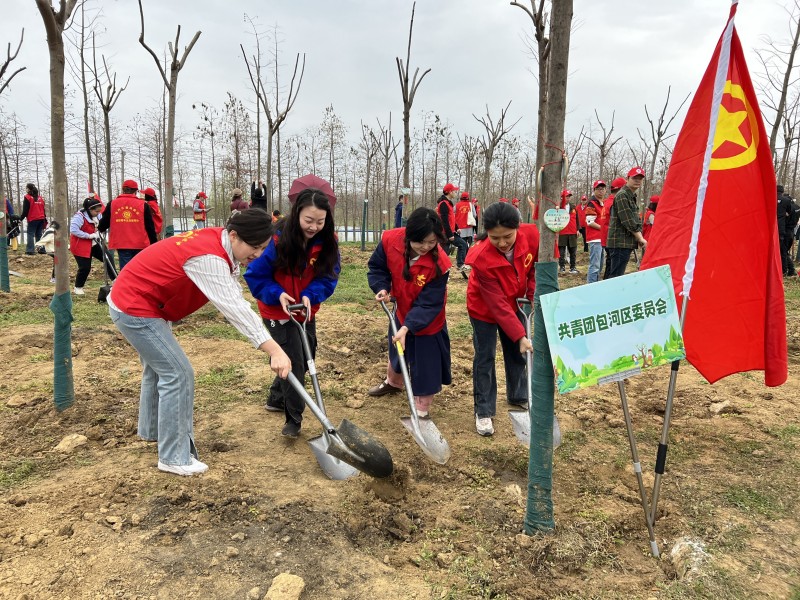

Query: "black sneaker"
<box><xmin>281</xmin><ymin>421</ymin><xmax>301</xmax><ymax>438</ymax></box>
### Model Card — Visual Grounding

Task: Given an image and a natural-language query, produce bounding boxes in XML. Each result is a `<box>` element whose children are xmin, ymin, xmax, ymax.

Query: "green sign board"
<box><xmin>540</xmin><ymin>265</ymin><xmax>685</xmax><ymax>394</ymax></box>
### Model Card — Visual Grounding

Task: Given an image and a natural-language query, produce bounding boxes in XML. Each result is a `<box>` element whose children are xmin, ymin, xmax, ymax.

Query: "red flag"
<box><xmin>640</xmin><ymin>2</ymin><xmax>787</xmax><ymax>387</ymax></box>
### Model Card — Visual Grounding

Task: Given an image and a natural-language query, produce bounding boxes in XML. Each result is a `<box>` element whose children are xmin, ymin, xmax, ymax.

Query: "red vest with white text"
<box><xmin>437</xmin><ymin>198</ymin><xmax>456</xmax><ymax>232</ymax></box>
<box><xmin>381</xmin><ymin>227</ymin><xmax>450</xmax><ymax>336</ymax></box>
<box><xmin>26</xmin><ymin>194</ymin><xmax>46</xmax><ymax>221</ymax></box>
<box><xmin>110</xmin><ymin>228</ymin><xmax>231</xmax><ymax>321</ymax></box>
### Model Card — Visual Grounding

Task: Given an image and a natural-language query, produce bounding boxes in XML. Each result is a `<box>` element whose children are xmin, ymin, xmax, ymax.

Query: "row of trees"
<box><xmin>2</xmin><ymin>2</ymin><xmax>800</xmax><ymax>236</ymax></box>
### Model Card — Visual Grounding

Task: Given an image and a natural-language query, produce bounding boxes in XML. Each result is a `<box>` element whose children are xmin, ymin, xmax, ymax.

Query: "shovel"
<box><xmin>285</xmin><ymin>372</ymin><xmax>393</xmax><ymax>478</ymax></box>
<box><xmin>508</xmin><ymin>298</ymin><xmax>562</xmax><ymax>449</ymax></box>
<box><xmin>96</xmin><ymin>232</ymin><xmax>117</xmax><ymax>303</ymax></box>
<box><xmin>286</xmin><ymin>304</ymin><xmax>358</xmax><ymax>480</ymax></box>
<box><xmin>380</xmin><ymin>299</ymin><xmax>451</xmax><ymax>464</ymax></box>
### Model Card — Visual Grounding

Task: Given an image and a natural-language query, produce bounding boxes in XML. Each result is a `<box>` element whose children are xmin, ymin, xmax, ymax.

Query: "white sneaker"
<box><xmin>416</xmin><ymin>410</ymin><xmax>429</xmax><ymax>418</ymax></box>
<box><xmin>475</xmin><ymin>415</ymin><xmax>494</xmax><ymax>436</ymax></box>
<box><xmin>157</xmin><ymin>457</ymin><xmax>209</xmax><ymax>476</ymax></box>
<box><xmin>73</xmin><ymin>287</ymin><xmax>85</xmax><ymax>295</ymax></box>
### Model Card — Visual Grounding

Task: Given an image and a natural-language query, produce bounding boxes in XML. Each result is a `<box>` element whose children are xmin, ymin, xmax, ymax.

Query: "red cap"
<box><xmin>460</xmin><ymin>191</ymin><xmax>470</xmax><ymax>200</ymax></box>
<box><xmin>499</xmin><ymin>197</ymin><xmax>508</xmax><ymax>203</ymax></box>
<box><xmin>122</xmin><ymin>179</ymin><xmax>138</xmax><ymax>190</ymax></box>
<box><xmin>581</xmin><ymin>195</ymin><xmax>587</xmax><ymax>200</ymax></box>
<box><xmin>197</xmin><ymin>191</ymin><xmax>208</xmax><ymax>199</ymax></box>
<box><xmin>443</xmin><ymin>182</ymin><xmax>459</xmax><ymax>195</ymax></box>
<box><xmin>511</xmin><ymin>197</ymin><xmax>520</xmax><ymax>206</ymax></box>
<box><xmin>560</xmin><ymin>189</ymin><xmax>573</xmax><ymax>198</ymax></box>
<box><xmin>142</xmin><ymin>187</ymin><xmax>157</xmax><ymax>198</ymax></box>
<box><xmin>592</xmin><ymin>180</ymin><xmax>606</xmax><ymax>189</ymax></box>
<box><xmin>627</xmin><ymin>166</ymin><xmax>646</xmax><ymax>178</ymax></box>
<box><xmin>610</xmin><ymin>177</ymin><xmax>627</xmax><ymax>190</ymax></box>
<box><xmin>650</xmin><ymin>195</ymin><xmax>660</xmax><ymax>204</ymax></box>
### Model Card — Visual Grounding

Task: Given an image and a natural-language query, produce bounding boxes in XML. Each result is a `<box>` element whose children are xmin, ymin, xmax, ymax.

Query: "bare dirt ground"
<box><xmin>0</xmin><ymin>245</ymin><xmax>798</xmax><ymax>600</ymax></box>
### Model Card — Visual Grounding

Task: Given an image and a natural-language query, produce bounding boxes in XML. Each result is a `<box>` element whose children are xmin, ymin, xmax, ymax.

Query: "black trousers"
<box><xmin>780</xmin><ymin>234</ymin><xmax>795</xmax><ymax>275</ymax></box>
<box><xmin>73</xmin><ymin>244</ymin><xmax>116</xmax><ymax>288</ymax></box>
<box><xmin>265</xmin><ymin>317</ymin><xmax>317</xmax><ymax>426</ymax></box>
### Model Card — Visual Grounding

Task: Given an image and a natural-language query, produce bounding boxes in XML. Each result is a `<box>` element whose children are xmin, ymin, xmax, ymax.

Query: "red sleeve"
<box><xmin>474</xmin><ymin>268</ymin><xmax>526</xmax><ymax>342</ymax></box>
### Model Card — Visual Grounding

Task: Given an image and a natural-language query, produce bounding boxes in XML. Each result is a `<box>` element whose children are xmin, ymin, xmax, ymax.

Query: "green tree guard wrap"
<box><xmin>0</xmin><ymin>227</ymin><xmax>9</xmax><ymax>292</ymax></box>
<box><xmin>49</xmin><ymin>291</ymin><xmax>75</xmax><ymax>411</ymax></box>
<box><xmin>165</xmin><ymin>224</ymin><xmax>175</xmax><ymax>239</ymax></box>
<box><xmin>524</xmin><ymin>260</ymin><xmax>559</xmax><ymax>533</ymax></box>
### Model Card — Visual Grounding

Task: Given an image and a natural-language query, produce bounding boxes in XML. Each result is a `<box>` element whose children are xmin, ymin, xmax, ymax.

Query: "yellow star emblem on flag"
<box><xmin>709</xmin><ymin>80</ymin><xmax>758</xmax><ymax>170</ymax></box>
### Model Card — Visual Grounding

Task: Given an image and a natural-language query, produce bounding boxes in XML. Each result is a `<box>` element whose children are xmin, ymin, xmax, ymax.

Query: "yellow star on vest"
<box><xmin>712</xmin><ymin>105</ymin><xmax>748</xmax><ymax>152</ymax></box>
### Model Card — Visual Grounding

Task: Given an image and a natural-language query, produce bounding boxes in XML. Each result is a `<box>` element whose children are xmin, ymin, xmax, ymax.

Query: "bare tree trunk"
<box><xmin>138</xmin><ymin>0</ymin><xmax>201</xmax><ymax>236</ymax></box>
<box><xmin>396</xmin><ymin>2</ymin><xmax>431</xmax><ymax>195</ymax></box>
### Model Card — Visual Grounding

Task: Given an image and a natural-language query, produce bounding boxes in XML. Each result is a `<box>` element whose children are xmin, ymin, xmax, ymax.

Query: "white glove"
<box><xmin>89</xmin><ymin>232</ymin><xmax>100</xmax><ymax>240</ymax></box>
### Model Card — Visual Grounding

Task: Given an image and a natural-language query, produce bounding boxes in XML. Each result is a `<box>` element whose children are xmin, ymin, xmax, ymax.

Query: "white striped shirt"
<box><xmin>109</xmin><ymin>230</ymin><xmax>272</xmax><ymax>349</ymax></box>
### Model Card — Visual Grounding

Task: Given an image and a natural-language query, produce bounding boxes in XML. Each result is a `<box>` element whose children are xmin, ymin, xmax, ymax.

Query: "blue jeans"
<box><xmin>117</xmin><ymin>249</ymin><xmax>141</xmax><ymax>271</ymax></box>
<box><xmin>193</xmin><ymin>220</ymin><xmax>206</xmax><ymax>229</ymax></box>
<box><xmin>109</xmin><ymin>306</ymin><xmax>197</xmax><ymax>466</ymax></box>
<box><xmin>470</xmin><ymin>316</ymin><xmax>527</xmax><ymax>418</ymax></box>
<box><xmin>605</xmin><ymin>247</ymin><xmax>633</xmax><ymax>279</ymax></box>
<box><xmin>587</xmin><ymin>242</ymin><xmax>603</xmax><ymax>283</ymax></box>
<box><xmin>444</xmin><ymin>234</ymin><xmax>470</xmax><ymax>268</ymax></box>
<box><xmin>25</xmin><ymin>220</ymin><xmax>45</xmax><ymax>254</ymax></box>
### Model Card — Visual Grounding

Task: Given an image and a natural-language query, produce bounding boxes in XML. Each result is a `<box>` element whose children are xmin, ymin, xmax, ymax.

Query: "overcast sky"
<box><xmin>0</xmin><ymin>0</ymin><xmax>793</xmax><ymax>154</ymax></box>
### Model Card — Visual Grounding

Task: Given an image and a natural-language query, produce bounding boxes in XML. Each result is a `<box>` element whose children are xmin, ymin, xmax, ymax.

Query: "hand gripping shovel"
<box><xmin>286</xmin><ymin>305</ymin><xmax>358</xmax><ymax>480</ymax></box>
<box><xmin>508</xmin><ymin>298</ymin><xmax>562</xmax><ymax>449</ymax></box>
<box><xmin>380</xmin><ymin>299</ymin><xmax>451</xmax><ymax>464</ymax></box>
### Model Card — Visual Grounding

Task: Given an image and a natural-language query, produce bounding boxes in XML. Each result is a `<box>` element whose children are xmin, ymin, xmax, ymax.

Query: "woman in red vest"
<box><xmin>642</xmin><ymin>195</ymin><xmax>659</xmax><ymax>241</ymax></box>
<box><xmin>107</xmin><ymin>209</ymin><xmax>291</xmax><ymax>476</ymax></box>
<box><xmin>557</xmin><ymin>189</ymin><xmax>579</xmax><ymax>274</ymax></box>
<box><xmin>365</xmin><ymin>207</ymin><xmax>451</xmax><ymax>418</ymax></box>
<box><xmin>69</xmin><ymin>197</ymin><xmax>116</xmax><ymax>295</ymax></box>
<box><xmin>142</xmin><ymin>188</ymin><xmax>164</xmax><ymax>238</ymax></box>
<box><xmin>21</xmin><ymin>183</ymin><xmax>47</xmax><ymax>255</ymax></box>
<box><xmin>465</xmin><ymin>201</ymin><xmax>538</xmax><ymax>436</ymax></box>
<box><xmin>244</xmin><ymin>185</ymin><xmax>339</xmax><ymax>439</ymax></box>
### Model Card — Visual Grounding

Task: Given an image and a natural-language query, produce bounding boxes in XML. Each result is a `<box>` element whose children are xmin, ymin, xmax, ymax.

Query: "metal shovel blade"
<box><xmin>287</xmin><ymin>373</ymin><xmax>393</xmax><ymax>478</ymax></box>
<box><xmin>306</xmin><ymin>434</ymin><xmax>360</xmax><ymax>480</ymax></box>
<box><xmin>509</xmin><ymin>410</ymin><xmax>562</xmax><ymax>449</ymax></box>
<box><xmin>400</xmin><ymin>416</ymin><xmax>451</xmax><ymax>464</ymax></box>
<box><xmin>328</xmin><ymin>418</ymin><xmax>394</xmax><ymax>478</ymax></box>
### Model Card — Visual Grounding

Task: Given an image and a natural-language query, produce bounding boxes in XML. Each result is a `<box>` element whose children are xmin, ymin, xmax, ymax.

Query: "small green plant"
<box><xmin>0</xmin><ymin>460</ymin><xmax>36</xmax><ymax>489</ymax></box>
<box><xmin>29</xmin><ymin>352</ymin><xmax>50</xmax><ymax>363</ymax></box>
<box><xmin>722</xmin><ymin>485</ymin><xmax>784</xmax><ymax>519</ymax></box>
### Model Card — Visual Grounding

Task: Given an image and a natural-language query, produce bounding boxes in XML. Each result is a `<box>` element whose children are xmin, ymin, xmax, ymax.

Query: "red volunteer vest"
<box><xmin>584</xmin><ymin>199</ymin><xmax>604</xmax><ymax>242</ymax></box>
<box><xmin>26</xmin><ymin>194</ymin><xmax>46</xmax><ymax>221</ymax></box>
<box><xmin>148</xmin><ymin>200</ymin><xmax>163</xmax><ymax>235</ymax></box>
<box><xmin>256</xmin><ymin>236</ymin><xmax>325</xmax><ymax>321</ymax></box>
<box><xmin>194</xmin><ymin>200</ymin><xmax>207</xmax><ymax>222</ymax></box>
<box><xmin>465</xmin><ymin>223</ymin><xmax>539</xmax><ymax>323</ymax></box>
<box><xmin>642</xmin><ymin>209</ymin><xmax>656</xmax><ymax>240</ymax></box>
<box><xmin>437</xmin><ymin>199</ymin><xmax>456</xmax><ymax>232</ymax></box>
<box><xmin>381</xmin><ymin>227</ymin><xmax>450</xmax><ymax>336</ymax></box>
<box><xmin>454</xmin><ymin>200</ymin><xmax>473</xmax><ymax>229</ymax></box>
<box><xmin>576</xmin><ymin>203</ymin><xmax>587</xmax><ymax>228</ymax></box>
<box><xmin>110</xmin><ymin>228</ymin><xmax>232</xmax><ymax>321</ymax></box>
<box><xmin>108</xmin><ymin>194</ymin><xmax>151</xmax><ymax>250</ymax></box>
<box><xmin>69</xmin><ymin>211</ymin><xmax>96</xmax><ymax>258</ymax></box>
<box><xmin>559</xmin><ymin>200</ymin><xmax>578</xmax><ymax>235</ymax></box>
<box><xmin>600</xmin><ymin>195</ymin><xmax>615</xmax><ymax>247</ymax></box>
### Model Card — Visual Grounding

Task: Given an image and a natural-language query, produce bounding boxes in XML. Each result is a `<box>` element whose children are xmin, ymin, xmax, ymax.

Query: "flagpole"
<box><xmin>649</xmin><ymin>294</ymin><xmax>689</xmax><ymax>525</ymax></box>
<box><xmin>616</xmin><ymin>380</ymin><xmax>660</xmax><ymax>557</ymax></box>
<box><xmin>649</xmin><ymin>0</ymin><xmax>738</xmax><ymax>527</ymax></box>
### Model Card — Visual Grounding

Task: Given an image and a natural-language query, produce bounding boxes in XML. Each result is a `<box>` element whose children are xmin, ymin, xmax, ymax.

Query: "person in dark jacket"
<box><xmin>777</xmin><ymin>184</ymin><xmax>796</xmax><ymax>276</ymax></box>
<box><xmin>250</xmin><ymin>180</ymin><xmax>268</xmax><ymax>211</ymax></box>
<box><xmin>21</xmin><ymin>183</ymin><xmax>47</xmax><ymax>255</ymax></box>
<box><xmin>394</xmin><ymin>193</ymin><xmax>408</xmax><ymax>228</ymax></box>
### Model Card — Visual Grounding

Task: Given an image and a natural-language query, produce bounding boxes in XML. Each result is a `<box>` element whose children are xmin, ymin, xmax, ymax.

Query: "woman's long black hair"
<box><xmin>274</xmin><ymin>188</ymin><xmax>338</xmax><ymax>277</ymax></box>
<box><xmin>402</xmin><ymin>207</ymin><xmax>447</xmax><ymax>281</ymax></box>
<box><xmin>474</xmin><ymin>201</ymin><xmax>521</xmax><ymax>241</ymax></box>
<box><xmin>26</xmin><ymin>183</ymin><xmax>39</xmax><ymax>198</ymax></box>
